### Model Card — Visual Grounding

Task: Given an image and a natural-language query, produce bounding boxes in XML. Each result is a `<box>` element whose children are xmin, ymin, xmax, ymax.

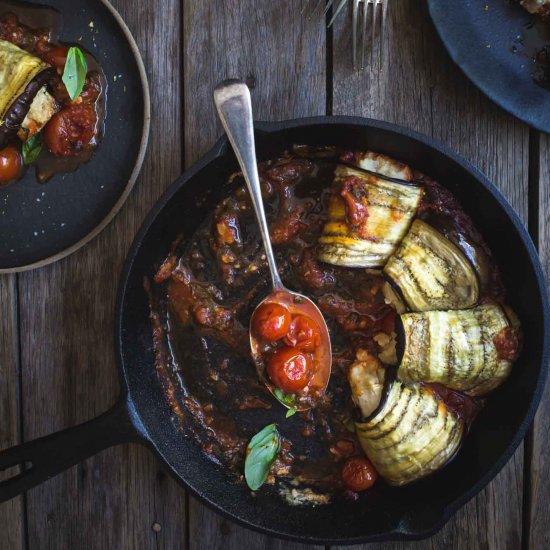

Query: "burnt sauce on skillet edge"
<box><xmin>146</xmin><ymin>146</ymin><xmax>509</xmax><ymax>505</ymax></box>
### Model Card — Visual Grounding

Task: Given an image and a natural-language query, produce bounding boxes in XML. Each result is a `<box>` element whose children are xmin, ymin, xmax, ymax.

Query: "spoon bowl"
<box><xmin>250</xmin><ymin>289</ymin><xmax>332</xmax><ymax>411</ymax></box>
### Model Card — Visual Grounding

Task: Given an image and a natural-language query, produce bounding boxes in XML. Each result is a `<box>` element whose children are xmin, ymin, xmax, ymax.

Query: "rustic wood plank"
<box><xmin>0</xmin><ymin>274</ymin><xmax>24</xmax><ymax>550</ymax></box>
<box><xmin>183</xmin><ymin>0</ymin><xmax>325</xmax><ymax>547</ymax></box>
<box><xmin>17</xmin><ymin>0</ymin><xmax>187</xmax><ymax>548</ymax></box>
<box><xmin>332</xmin><ymin>2</ymin><xmax>527</xmax><ymax>549</ymax></box>
<box><xmin>529</xmin><ymin>132</ymin><xmax>550</xmax><ymax>550</ymax></box>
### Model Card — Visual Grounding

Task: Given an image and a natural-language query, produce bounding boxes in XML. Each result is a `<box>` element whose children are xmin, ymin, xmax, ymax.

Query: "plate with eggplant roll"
<box><xmin>0</xmin><ymin>0</ymin><xmax>149</xmax><ymax>272</ymax></box>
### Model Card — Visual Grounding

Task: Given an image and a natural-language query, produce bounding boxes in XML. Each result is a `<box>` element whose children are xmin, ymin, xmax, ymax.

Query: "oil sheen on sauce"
<box><xmin>148</xmin><ymin>150</ymin><xmax>501</xmax><ymax>504</ymax></box>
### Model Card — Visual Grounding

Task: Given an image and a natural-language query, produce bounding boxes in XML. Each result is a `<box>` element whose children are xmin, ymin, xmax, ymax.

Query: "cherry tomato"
<box><xmin>0</xmin><ymin>146</ymin><xmax>22</xmax><ymax>184</ymax></box>
<box><xmin>267</xmin><ymin>347</ymin><xmax>312</xmax><ymax>393</ymax></box>
<box><xmin>44</xmin><ymin>103</ymin><xmax>97</xmax><ymax>157</ymax></box>
<box><xmin>342</xmin><ymin>456</ymin><xmax>378</xmax><ymax>492</ymax></box>
<box><xmin>252</xmin><ymin>302</ymin><xmax>291</xmax><ymax>342</ymax></box>
<box><xmin>284</xmin><ymin>314</ymin><xmax>321</xmax><ymax>352</ymax></box>
<box><xmin>42</xmin><ymin>46</ymin><xmax>69</xmax><ymax>68</ymax></box>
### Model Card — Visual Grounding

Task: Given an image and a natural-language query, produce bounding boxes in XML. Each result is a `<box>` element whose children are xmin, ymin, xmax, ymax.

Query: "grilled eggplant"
<box><xmin>398</xmin><ymin>305</ymin><xmax>517</xmax><ymax>396</ymax></box>
<box><xmin>0</xmin><ymin>39</ymin><xmax>56</xmax><ymax>147</ymax></box>
<box><xmin>318</xmin><ymin>165</ymin><xmax>423</xmax><ymax>267</ymax></box>
<box><xmin>348</xmin><ymin>350</ymin><xmax>463</xmax><ymax>486</ymax></box>
<box><xmin>384</xmin><ymin>219</ymin><xmax>479</xmax><ymax>311</ymax></box>
<box><xmin>354</xmin><ymin>379</ymin><xmax>463</xmax><ymax>486</ymax></box>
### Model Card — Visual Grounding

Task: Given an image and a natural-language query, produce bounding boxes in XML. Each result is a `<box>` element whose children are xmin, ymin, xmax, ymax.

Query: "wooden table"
<box><xmin>0</xmin><ymin>1</ymin><xmax>548</xmax><ymax>548</ymax></box>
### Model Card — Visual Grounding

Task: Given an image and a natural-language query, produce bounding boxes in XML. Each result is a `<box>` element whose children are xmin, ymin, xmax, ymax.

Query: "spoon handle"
<box><xmin>214</xmin><ymin>79</ymin><xmax>284</xmax><ymax>291</ymax></box>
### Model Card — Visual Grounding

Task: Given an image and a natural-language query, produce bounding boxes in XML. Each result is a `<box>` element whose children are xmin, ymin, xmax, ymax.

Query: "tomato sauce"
<box><xmin>148</xmin><ymin>149</ymin><xmax>506</xmax><ymax>501</ymax></box>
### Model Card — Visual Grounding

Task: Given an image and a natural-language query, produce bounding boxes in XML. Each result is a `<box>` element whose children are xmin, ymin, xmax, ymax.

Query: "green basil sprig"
<box><xmin>62</xmin><ymin>47</ymin><xmax>88</xmax><ymax>101</ymax></box>
<box><xmin>244</xmin><ymin>423</ymin><xmax>280</xmax><ymax>491</ymax></box>
<box><xmin>273</xmin><ymin>388</ymin><xmax>297</xmax><ymax>418</ymax></box>
<box><xmin>22</xmin><ymin>134</ymin><xmax>43</xmax><ymax>165</ymax></box>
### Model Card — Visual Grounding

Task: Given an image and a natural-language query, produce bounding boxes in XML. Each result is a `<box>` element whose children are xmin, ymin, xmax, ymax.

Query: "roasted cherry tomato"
<box><xmin>0</xmin><ymin>146</ymin><xmax>22</xmax><ymax>184</ymax></box>
<box><xmin>252</xmin><ymin>302</ymin><xmax>291</xmax><ymax>342</ymax></box>
<box><xmin>42</xmin><ymin>46</ymin><xmax>69</xmax><ymax>68</ymax></box>
<box><xmin>342</xmin><ymin>456</ymin><xmax>378</xmax><ymax>492</ymax></box>
<box><xmin>284</xmin><ymin>314</ymin><xmax>321</xmax><ymax>352</ymax></box>
<box><xmin>266</xmin><ymin>347</ymin><xmax>312</xmax><ymax>393</ymax></box>
<box><xmin>44</xmin><ymin>103</ymin><xmax>97</xmax><ymax>157</ymax></box>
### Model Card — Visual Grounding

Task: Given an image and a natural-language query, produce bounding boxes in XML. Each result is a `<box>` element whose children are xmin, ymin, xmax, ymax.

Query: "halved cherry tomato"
<box><xmin>42</xmin><ymin>46</ymin><xmax>69</xmax><ymax>68</ymax></box>
<box><xmin>0</xmin><ymin>146</ymin><xmax>22</xmax><ymax>184</ymax></box>
<box><xmin>266</xmin><ymin>347</ymin><xmax>312</xmax><ymax>393</ymax></box>
<box><xmin>44</xmin><ymin>103</ymin><xmax>97</xmax><ymax>157</ymax></box>
<box><xmin>342</xmin><ymin>456</ymin><xmax>378</xmax><ymax>492</ymax></box>
<box><xmin>252</xmin><ymin>302</ymin><xmax>291</xmax><ymax>342</ymax></box>
<box><xmin>284</xmin><ymin>314</ymin><xmax>321</xmax><ymax>352</ymax></box>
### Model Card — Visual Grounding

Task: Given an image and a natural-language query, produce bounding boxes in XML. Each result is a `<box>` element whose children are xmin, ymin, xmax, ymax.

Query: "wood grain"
<box><xmin>0</xmin><ymin>274</ymin><xmax>24</xmax><ymax>550</ymax></box>
<box><xmin>183</xmin><ymin>0</ymin><xmax>325</xmax><ymax>547</ymax></box>
<box><xmin>529</xmin><ymin>132</ymin><xmax>550</xmax><ymax>550</ymax></box>
<box><xmin>1</xmin><ymin>0</ymin><xmax>546</xmax><ymax>548</ymax></box>
<box><xmin>17</xmin><ymin>0</ymin><xmax>186</xmax><ymax>548</ymax></box>
<box><xmin>332</xmin><ymin>2</ymin><xmax>527</xmax><ymax>549</ymax></box>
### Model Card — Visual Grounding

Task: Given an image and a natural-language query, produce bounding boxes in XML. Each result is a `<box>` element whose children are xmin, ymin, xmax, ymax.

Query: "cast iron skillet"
<box><xmin>0</xmin><ymin>117</ymin><xmax>547</xmax><ymax>545</ymax></box>
<box><xmin>428</xmin><ymin>0</ymin><xmax>550</xmax><ymax>133</ymax></box>
<box><xmin>0</xmin><ymin>0</ymin><xmax>150</xmax><ymax>273</ymax></box>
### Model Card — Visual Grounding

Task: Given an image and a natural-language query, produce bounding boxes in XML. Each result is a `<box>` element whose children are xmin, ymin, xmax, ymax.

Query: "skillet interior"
<box><xmin>116</xmin><ymin>117</ymin><xmax>549</xmax><ymax>544</ymax></box>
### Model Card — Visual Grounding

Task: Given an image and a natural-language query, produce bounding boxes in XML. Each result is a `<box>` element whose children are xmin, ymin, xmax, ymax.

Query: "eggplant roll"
<box><xmin>384</xmin><ymin>219</ymin><xmax>479</xmax><ymax>311</ymax></box>
<box><xmin>398</xmin><ymin>305</ymin><xmax>516</xmax><ymax>396</ymax></box>
<box><xmin>318</xmin><ymin>165</ymin><xmax>423</xmax><ymax>267</ymax></box>
<box><xmin>0</xmin><ymin>39</ymin><xmax>56</xmax><ymax>147</ymax></box>
<box><xmin>355</xmin><ymin>380</ymin><xmax>463</xmax><ymax>486</ymax></box>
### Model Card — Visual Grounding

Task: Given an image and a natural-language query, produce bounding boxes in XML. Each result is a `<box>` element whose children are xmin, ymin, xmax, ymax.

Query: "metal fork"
<box><xmin>305</xmin><ymin>0</ymin><xmax>389</xmax><ymax>71</ymax></box>
<box><xmin>351</xmin><ymin>0</ymin><xmax>389</xmax><ymax>70</ymax></box>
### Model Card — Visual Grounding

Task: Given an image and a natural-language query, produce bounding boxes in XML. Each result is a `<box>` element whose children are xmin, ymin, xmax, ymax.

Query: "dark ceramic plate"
<box><xmin>428</xmin><ymin>0</ymin><xmax>550</xmax><ymax>133</ymax></box>
<box><xmin>0</xmin><ymin>0</ymin><xmax>150</xmax><ymax>272</ymax></box>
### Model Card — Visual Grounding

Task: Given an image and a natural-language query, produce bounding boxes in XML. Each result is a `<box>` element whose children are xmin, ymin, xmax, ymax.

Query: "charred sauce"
<box><xmin>0</xmin><ymin>1</ymin><xmax>107</xmax><ymax>183</ymax></box>
<box><xmin>149</xmin><ymin>148</ymin><xmax>503</xmax><ymax>502</ymax></box>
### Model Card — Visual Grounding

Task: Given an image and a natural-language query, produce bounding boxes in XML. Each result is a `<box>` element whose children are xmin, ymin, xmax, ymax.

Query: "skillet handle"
<box><xmin>0</xmin><ymin>397</ymin><xmax>144</xmax><ymax>503</ymax></box>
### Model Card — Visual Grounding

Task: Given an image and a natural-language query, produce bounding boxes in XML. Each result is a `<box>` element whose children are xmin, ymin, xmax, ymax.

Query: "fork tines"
<box><xmin>305</xmin><ymin>0</ymin><xmax>389</xmax><ymax>71</ymax></box>
<box><xmin>352</xmin><ymin>0</ymin><xmax>388</xmax><ymax>71</ymax></box>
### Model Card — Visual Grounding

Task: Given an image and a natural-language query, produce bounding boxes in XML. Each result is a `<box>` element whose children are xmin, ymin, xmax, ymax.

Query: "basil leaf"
<box><xmin>22</xmin><ymin>134</ymin><xmax>43</xmax><ymax>165</ymax></box>
<box><xmin>285</xmin><ymin>407</ymin><xmax>297</xmax><ymax>418</ymax></box>
<box><xmin>245</xmin><ymin>424</ymin><xmax>280</xmax><ymax>491</ymax></box>
<box><xmin>62</xmin><ymin>47</ymin><xmax>87</xmax><ymax>101</ymax></box>
<box><xmin>273</xmin><ymin>388</ymin><xmax>296</xmax><ymax>408</ymax></box>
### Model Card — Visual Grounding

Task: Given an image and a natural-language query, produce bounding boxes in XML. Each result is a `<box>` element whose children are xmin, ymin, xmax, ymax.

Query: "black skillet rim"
<box><xmin>0</xmin><ymin>0</ymin><xmax>151</xmax><ymax>274</ymax></box>
<box><xmin>115</xmin><ymin>115</ymin><xmax>550</xmax><ymax>545</ymax></box>
<box><xmin>427</xmin><ymin>0</ymin><xmax>550</xmax><ymax>134</ymax></box>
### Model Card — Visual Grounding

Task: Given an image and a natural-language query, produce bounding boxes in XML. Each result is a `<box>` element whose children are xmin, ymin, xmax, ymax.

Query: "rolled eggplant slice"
<box><xmin>318</xmin><ymin>165</ymin><xmax>423</xmax><ymax>268</ymax></box>
<box><xmin>398</xmin><ymin>305</ymin><xmax>517</xmax><ymax>396</ymax></box>
<box><xmin>0</xmin><ymin>39</ymin><xmax>55</xmax><ymax>147</ymax></box>
<box><xmin>355</xmin><ymin>381</ymin><xmax>463</xmax><ymax>486</ymax></box>
<box><xmin>384</xmin><ymin>219</ymin><xmax>479</xmax><ymax>311</ymax></box>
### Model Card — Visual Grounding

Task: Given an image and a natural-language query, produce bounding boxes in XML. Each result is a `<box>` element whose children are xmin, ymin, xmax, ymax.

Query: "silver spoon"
<box><xmin>214</xmin><ymin>80</ymin><xmax>331</xmax><ymax>411</ymax></box>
